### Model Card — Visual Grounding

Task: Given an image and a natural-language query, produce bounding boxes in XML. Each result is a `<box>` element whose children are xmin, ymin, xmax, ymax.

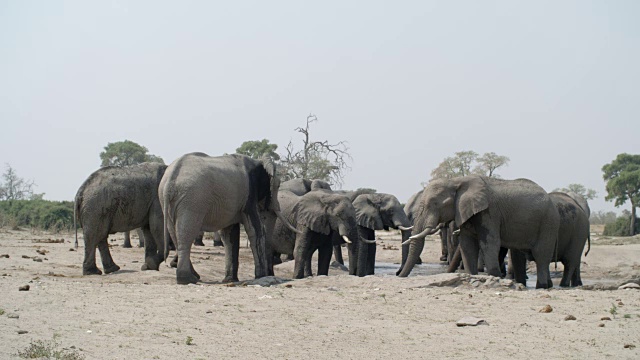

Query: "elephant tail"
<box><xmin>162</xmin><ymin>198</ymin><xmax>171</xmax><ymax>265</ymax></box>
<box><xmin>584</xmin><ymin>233</ymin><xmax>591</xmax><ymax>257</ymax></box>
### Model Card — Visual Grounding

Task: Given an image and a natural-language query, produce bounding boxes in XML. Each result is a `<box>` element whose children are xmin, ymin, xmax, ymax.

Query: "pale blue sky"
<box><xmin>1</xmin><ymin>1</ymin><xmax>639</xmax><ymax>213</ymax></box>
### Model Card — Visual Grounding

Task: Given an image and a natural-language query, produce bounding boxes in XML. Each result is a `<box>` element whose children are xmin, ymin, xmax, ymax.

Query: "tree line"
<box><xmin>1</xmin><ymin>116</ymin><xmax>639</xmax><ymax>235</ymax></box>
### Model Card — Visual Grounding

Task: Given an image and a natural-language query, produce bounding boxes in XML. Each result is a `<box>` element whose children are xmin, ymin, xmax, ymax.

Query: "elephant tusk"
<box><xmin>408</xmin><ymin>227</ymin><xmax>435</xmax><ymax>241</ymax></box>
<box><xmin>360</xmin><ymin>237</ymin><xmax>376</xmax><ymax>244</ymax></box>
<box><xmin>401</xmin><ymin>238</ymin><xmax>412</xmax><ymax>246</ymax></box>
<box><xmin>277</xmin><ymin>211</ymin><xmax>302</xmax><ymax>235</ymax></box>
<box><xmin>397</xmin><ymin>225</ymin><xmax>413</xmax><ymax>231</ymax></box>
<box><xmin>341</xmin><ymin>235</ymin><xmax>352</xmax><ymax>244</ymax></box>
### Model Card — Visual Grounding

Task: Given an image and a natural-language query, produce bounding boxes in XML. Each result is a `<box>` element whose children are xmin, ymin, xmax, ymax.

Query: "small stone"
<box><xmin>8</xmin><ymin>313</ymin><xmax>19</xmax><ymax>319</ymax></box>
<box><xmin>21</xmin><ymin>255</ymin><xmax>30</xmax><ymax>259</ymax></box>
<box><xmin>206</xmin><ymin>310</ymin><xmax>213</xmax><ymax>314</ymax></box>
<box><xmin>132</xmin><ymin>260</ymin><xmax>139</xmax><ymax>263</ymax></box>
<box><xmin>618</xmin><ymin>283</ymin><xmax>640</xmax><ymax>290</ymax></box>
<box><xmin>17</xmin><ymin>330</ymin><xmax>28</xmax><ymax>334</ymax></box>
<box><xmin>327</xmin><ymin>287</ymin><xmax>339</xmax><ymax>291</ymax></box>
<box><xmin>0</xmin><ymin>254</ymin><xmax>9</xmax><ymax>258</ymax></box>
<box><xmin>598</xmin><ymin>323</ymin><xmax>605</xmax><ymax>327</ymax></box>
<box><xmin>540</xmin><ymin>294</ymin><xmax>551</xmax><ymax>299</ymax></box>
<box><xmin>36</xmin><ymin>249</ymin><xmax>47</xmax><ymax>255</ymax></box>
<box><xmin>456</xmin><ymin>317</ymin><xmax>488</xmax><ymax>327</ymax></box>
<box><xmin>69</xmin><ymin>248</ymin><xmax>75</xmax><ymax>252</ymax></box>
<box><xmin>285</xmin><ymin>284</ymin><xmax>293</xmax><ymax>288</ymax></box>
<box><xmin>539</xmin><ymin>305</ymin><xmax>553</xmax><ymax>313</ymax></box>
<box><xmin>19</xmin><ymin>285</ymin><xmax>30</xmax><ymax>291</ymax></box>
<box><xmin>624</xmin><ymin>344</ymin><xmax>636</xmax><ymax>349</ymax></box>
<box><xmin>32</xmin><ymin>257</ymin><xmax>42</xmax><ymax>262</ymax></box>
<box><xmin>618</xmin><ymin>301</ymin><xmax>624</xmax><ymax>306</ymax></box>
<box><xmin>601</xmin><ymin>316</ymin><xmax>611</xmax><ymax>321</ymax></box>
<box><xmin>564</xmin><ymin>315</ymin><xmax>577</xmax><ymax>321</ymax></box>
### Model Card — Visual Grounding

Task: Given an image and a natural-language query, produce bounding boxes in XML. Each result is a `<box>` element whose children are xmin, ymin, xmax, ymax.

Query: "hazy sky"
<box><xmin>1</xmin><ymin>1</ymin><xmax>639</xmax><ymax>213</ymax></box>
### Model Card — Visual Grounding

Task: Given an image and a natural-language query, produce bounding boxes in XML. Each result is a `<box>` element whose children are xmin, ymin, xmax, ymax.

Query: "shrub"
<box><xmin>0</xmin><ymin>200</ymin><xmax>75</xmax><ymax>232</ymax></box>
<box><xmin>603</xmin><ymin>214</ymin><xmax>640</xmax><ymax>236</ymax></box>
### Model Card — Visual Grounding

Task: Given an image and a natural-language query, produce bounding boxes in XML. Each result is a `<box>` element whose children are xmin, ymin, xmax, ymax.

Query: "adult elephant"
<box><xmin>160</xmin><ymin>153</ymin><xmax>297</xmax><ymax>285</ymax></box>
<box><xmin>269</xmin><ymin>190</ymin><xmax>367</xmax><ymax>278</ymax></box>
<box><xmin>398</xmin><ymin>175</ymin><xmax>560</xmax><ymax>289</ymax></box>
<box><xmin>349</xmin><ymin>193</ymin><xmax>413</xmax><ymax>275</ymax></box>
<box><xmin>280</xmin><ymin>178</ymin><xmax>332</xmax><ymax>195</ymax></box>
<box><xmin>510</xmin><ymin>192</ymin><xmax>590</xmax><ymax>287</ymax></box>
<box><xmin>74</xmin><ymin>163</ymin><xmax>168</xmax><ymax>275</ymax></box>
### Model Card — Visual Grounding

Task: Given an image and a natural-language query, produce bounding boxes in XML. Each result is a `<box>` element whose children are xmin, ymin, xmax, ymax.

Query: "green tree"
<box><xmin>99</xmin><ymin>140</ymin><xmax>164</xmax><ymax>167</ymax></box>
<box><xmin>474</xmin><ymin>152</ymin><xmax>510</xmax><ymax>178</ymax></box>
<box><xmin>0</xmin><ymin>164</ymin><xmax>37</xmax><ymax>201</ymax></box>
<box><xmin>430</xmin><ymin>151</ymin><xmax>509</xmax><ymax>181</ymax></box>
<box><xmin>236</xmin><ymin>139</ymin><xmax>281</xmax><ymax>161</ymax></box>
<box><xmin>553</xmin><ymin>183</ymin><xmax>597</xmax><ymax>200</ymax></box>
<box><xmin>602</xmin><ymin>153</ymin><xmax>640</xmax><ymax>236</ymax></box>
<box><xmin>280</xmin><ymin>114</ymin><xmax>351</xmax><ymax>186</ymax></box>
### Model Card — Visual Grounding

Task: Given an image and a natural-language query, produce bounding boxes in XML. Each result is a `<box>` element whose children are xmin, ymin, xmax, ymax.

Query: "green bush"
<box><xmin>603</xmin><ymin>214</ymin><xmax>640</xmax><ymax>236</ymax></box>
<box><xmin>0</xmin><ymin>200</ymin><xmax>75</xmax><ymax>232</ymax></box>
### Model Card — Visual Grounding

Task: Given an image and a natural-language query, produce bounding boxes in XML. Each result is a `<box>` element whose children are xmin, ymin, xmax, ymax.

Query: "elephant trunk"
<box><xmin>397</xmin><ymin>236</ymin><xmax>425</xmax><ymax>277</ymax></box>
<box><xmin>447</xmin><ymin>245</ymin><xmax>463</xmax><ymax>272</ymax></box>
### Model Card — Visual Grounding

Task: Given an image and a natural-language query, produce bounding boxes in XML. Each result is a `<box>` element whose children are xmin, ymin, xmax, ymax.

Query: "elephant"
<box><xmin>399</xmin><ymin>175</ymin><xmax>560</xmax><ymax>289</ymax></box>
<box><xmin>348</xmin><ymin>193</ymin><xmax>413</xmax><ymax>275</ymax></box>
<box><xmin>74</xmin><ymin>163</ymin><xmax>168</xmax><ymax>275</ymax></box>
<box><xmin>279</xmin><ymin>178</ymin><xmax>332</xmax><ymax>196</ymax></box>
<box><xmin>159</xmin><ymin>153</ymin><xmax>298</xmax><ymax>285</ymax></box>
<box><xmin>269</xmin><ymin>190</ymin><xmax>367</xmax><ymax>278</ymax></box>
<box><xmin>510</xmin><ymin>192</ymin><xmax>591</xmax><ymax>287</ymax></box>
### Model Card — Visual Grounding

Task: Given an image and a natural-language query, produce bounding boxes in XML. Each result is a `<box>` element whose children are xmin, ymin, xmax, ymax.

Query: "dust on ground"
<box><xmin>1</xmin><ymin>228</ymin><xmax>639</xmax><ymax>359</ymax></box>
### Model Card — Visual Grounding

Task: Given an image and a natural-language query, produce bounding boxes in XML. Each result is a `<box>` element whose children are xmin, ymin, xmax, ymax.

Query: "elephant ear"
<box><xmin>352</xmin><ymin>195</ymin><xmax>384</xmax><ymax>230</ymax></box>
<box><xmin>261</xmin><ymin>157</ymin><xmax>280</xmax><ymax>212</ymax></box>
<box><xmin>292</xmin><ymin>196</ymin><xmax>330</xmax><ymax>235</ymax></box>
<box><xmin>454</xmin><ymin>176</ymin><xmax>489</xmax><ymax>226</ymax></box>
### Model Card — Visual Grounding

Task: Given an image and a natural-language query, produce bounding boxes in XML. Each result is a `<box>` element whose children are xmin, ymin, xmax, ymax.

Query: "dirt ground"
<box><xmin>1</xmin><ymin>229</ymin><xmax>640</xmax><ymax>359</ymax></box>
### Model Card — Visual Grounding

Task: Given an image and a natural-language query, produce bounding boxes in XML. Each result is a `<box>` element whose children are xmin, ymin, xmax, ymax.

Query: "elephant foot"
<box><xmin>272</xmin><ymin>256</ymin><xmax>283</xmax><ymax>265</ymax></box>
<box><xmin>176</xmin><ymin>273</ymin><xmax>199</xmax><ymax>285</ymax></box>
<box><xmin>122</xmin><ymin>243</ymin><xmax>132</xmax><ymax>249</ymax></box>
<box><xmin>103</xmin><ymin>264</ymin><xmax>121</xmax><ymax>274</ymax></box>
<box><xmin>213</xmin><ymin>240</ymin><xmax>223</xmax><ymax>247</ymax></box>
<box><xmin>439</xmin><ymin>255</ymin><xmax>448</xmax><ymax>262</ymax></box>
<box><xmin>170</xmin><ymin>255</ymin><xmax>178</xmax><ymax>268</ymax></box>
<box><xmin>222</xmin><ymin>276</ymin><xmax>239</xmax><ymax>283</ymax></box>
<box><xmin>416</xmin><ymin>256</ymin><xmax>423</xmax><ymax>265</ymax></box>
<box><xmin>142</xmin><ymin>257</ymin><xmax>161</xmax><ymax>271</ymax></box>
<box><xmin>83</xmin><ymin>266</ymin><xmax>103</xmax><ymax>276</ymax></box>
<box><xmin>194</xmin><ymin>240</ymin><xmax>205</xmax><ymax>247</ymax></box>
<box><xmin>535</xmin><ymin>280</ymin><xmax>552</xmax><ymax>289</ymax></box>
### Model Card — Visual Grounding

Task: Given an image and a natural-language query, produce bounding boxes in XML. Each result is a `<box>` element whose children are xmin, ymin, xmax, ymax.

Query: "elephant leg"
<box><xmin>175</xmin><ymin>217</ymin><xmax>201</xmax><ymax>285</ymax></box>
<box><xmin>98</xmin><ymin>239</ymin><xmax>120</xmax><ymax>274</ymax></box>
<box><xmin>136</xmin><ymin>228</ymin><xmax>145</xmax><ymax>247</ymax></box>
<box><xmin>272</xmin><ymin>253</ymin><xmax>283</xmax><ymax>265</ymax></box>
<box><xmin>498</xmin><ymin>247</ymin><xmax>509</xmax><ymax>278</ymax></box>
<box><xmin>293</xmin><ymin>230</ymin><xmax>313</xmax><ymax>279</ymax></box>
<box><xmin>476</xmin><ymin>230</ymin><xmax>502</xmax><ymax>278</ymax></box>
<box><xmin>366</xmin><ymin>243</ymin><xmax>376</xmax><ymax>275</ymax></box>
<box><xmin>477</xmin><ymin>248</ymin><xmax>486</xmax><ymax>273</ymax></box>
<box><xmin>82</xmin><ymin>232</ymin><xmax>102</xmax><ymax>275</ymax></box>
<box><xmin>317</xmin><ymin>242</ymin><xmax>333</xmax><ymax>276</ymax></box>
<box><xmin>304</xmin><ymin>252</ymin><xmax>314</xmax><ymax>277</ymax></box>
<box><xmin>194</xmin><ymin>232</ymin><xmax>205</xmax><ymax>246</ymax></box>
<box><xmin>439</xmin><ymin>231</ymin><xmax>448</xmax><ymax>262</ymax></box>
<box><xmin>458</xmin><ymin>232</ymin><xmax>479</xmax><ymax>275</ymax></box>
<box><xmin>530</xmin><ymin>246</ymin><xmax>553</xmax><ymax>289</ymax></box>
<box><xmin>220</xmin><ymin>224</ymin><xmax>240</xmax><ymax>282</ymax></box>
<box><xmin>333</xmin><ymin>244</ymin><xmax>344</xmax><ymax>265</ymax></box>
<box><xmin>123</xmin><ymin>231</ymin><xmax>132</xmax><ymax>248</ymax></box>
<box><xmin>213</xmin><ymin>231</ymin><xmax>223</xmax><ymax>247</ymax></box>
<box><xmin>510</xmin><ymin>249</ymin><xmax>527</xmax><ymax>286</ymax></box>
<box><xmin>141</xmin><ymin>227</ymin><xmax>162</xmax><ymax>271</ymax></box>
<box><xmin>571</xmin><ymin>265</ymin><xmax>582</xmax><ymax>287</ymax></box>
<box><xmin>170</xmin><ymin>254</ymin><xmax>178</xmax><ymax>268</ymax></box>
<box><xmin>399</xmin><ymin>229</ymin><xmax>411</xmax><ymax>272</ymax></box>
<box><xmin>241</xmin><ymin>207</ymin><xmax>268</xmax><ymax>279</ymax></box>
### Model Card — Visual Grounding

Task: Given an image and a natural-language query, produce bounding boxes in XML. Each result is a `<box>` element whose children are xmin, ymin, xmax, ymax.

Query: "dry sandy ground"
<box><xmin>1</xmin><ymin>229</ymin><xmax>640</xmax><ymax>359</ymax></box>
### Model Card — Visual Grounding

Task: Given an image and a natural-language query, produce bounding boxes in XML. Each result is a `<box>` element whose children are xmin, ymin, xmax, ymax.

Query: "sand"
<box><xmin>1</xmin><ymin>229</ymin><xmax>639</xmax><ymax>359</ymax></box>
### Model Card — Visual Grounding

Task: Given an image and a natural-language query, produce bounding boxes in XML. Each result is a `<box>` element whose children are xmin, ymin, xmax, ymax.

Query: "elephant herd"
<box><xmin>74</xmin><ymin>153</ymin><xmax>591</xmax><ymax>289</ymax></box>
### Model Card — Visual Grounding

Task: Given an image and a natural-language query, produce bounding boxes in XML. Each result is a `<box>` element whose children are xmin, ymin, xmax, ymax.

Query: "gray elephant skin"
<box><xmin>511</xmin><ymin>191</ymin><xmax>590</xmax><ymax>287</ymax></box>
<box><xmin>160</xmin><ymin>153</ymin><xmax>288</xmax><ymax>285</ymax></box>
<box><xmin>349</xmin><ymin>193</ymin><xmax>412</xmax><ymax>275</ymax></box>
<box><xmin>270</xmin><ymin>190</ymin><xmax>364</xmax><ymax>278</ymax></box>
<box><xmin>399</xmin><ymin>175</ymin><xmax>560</xmax><ymax>289</ymax></box>
<box><xmin>74</xmin><ymin>163</ymin><xmax>167</xmax><ymax>275</ymax></box>
<box><xmin>279</xmin><ymin>178</ymin><xmax>332</xmax><ymax>196</ymax></box>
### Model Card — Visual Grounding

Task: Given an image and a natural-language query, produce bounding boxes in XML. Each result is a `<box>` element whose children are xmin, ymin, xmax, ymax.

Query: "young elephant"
<box><xmin>400</xmin><ymin>175</ymin><xmax>560</xmax><ymax>289</ymax></box>
<box><xmin>74</xmin><ymin>163</ymin><xmax>167</xmax><ymax>275</ymax></box>
<box><xmin>269</xmin><ymin>190</ymin><xmax>366</xmax><ymax>278</ymax></box>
